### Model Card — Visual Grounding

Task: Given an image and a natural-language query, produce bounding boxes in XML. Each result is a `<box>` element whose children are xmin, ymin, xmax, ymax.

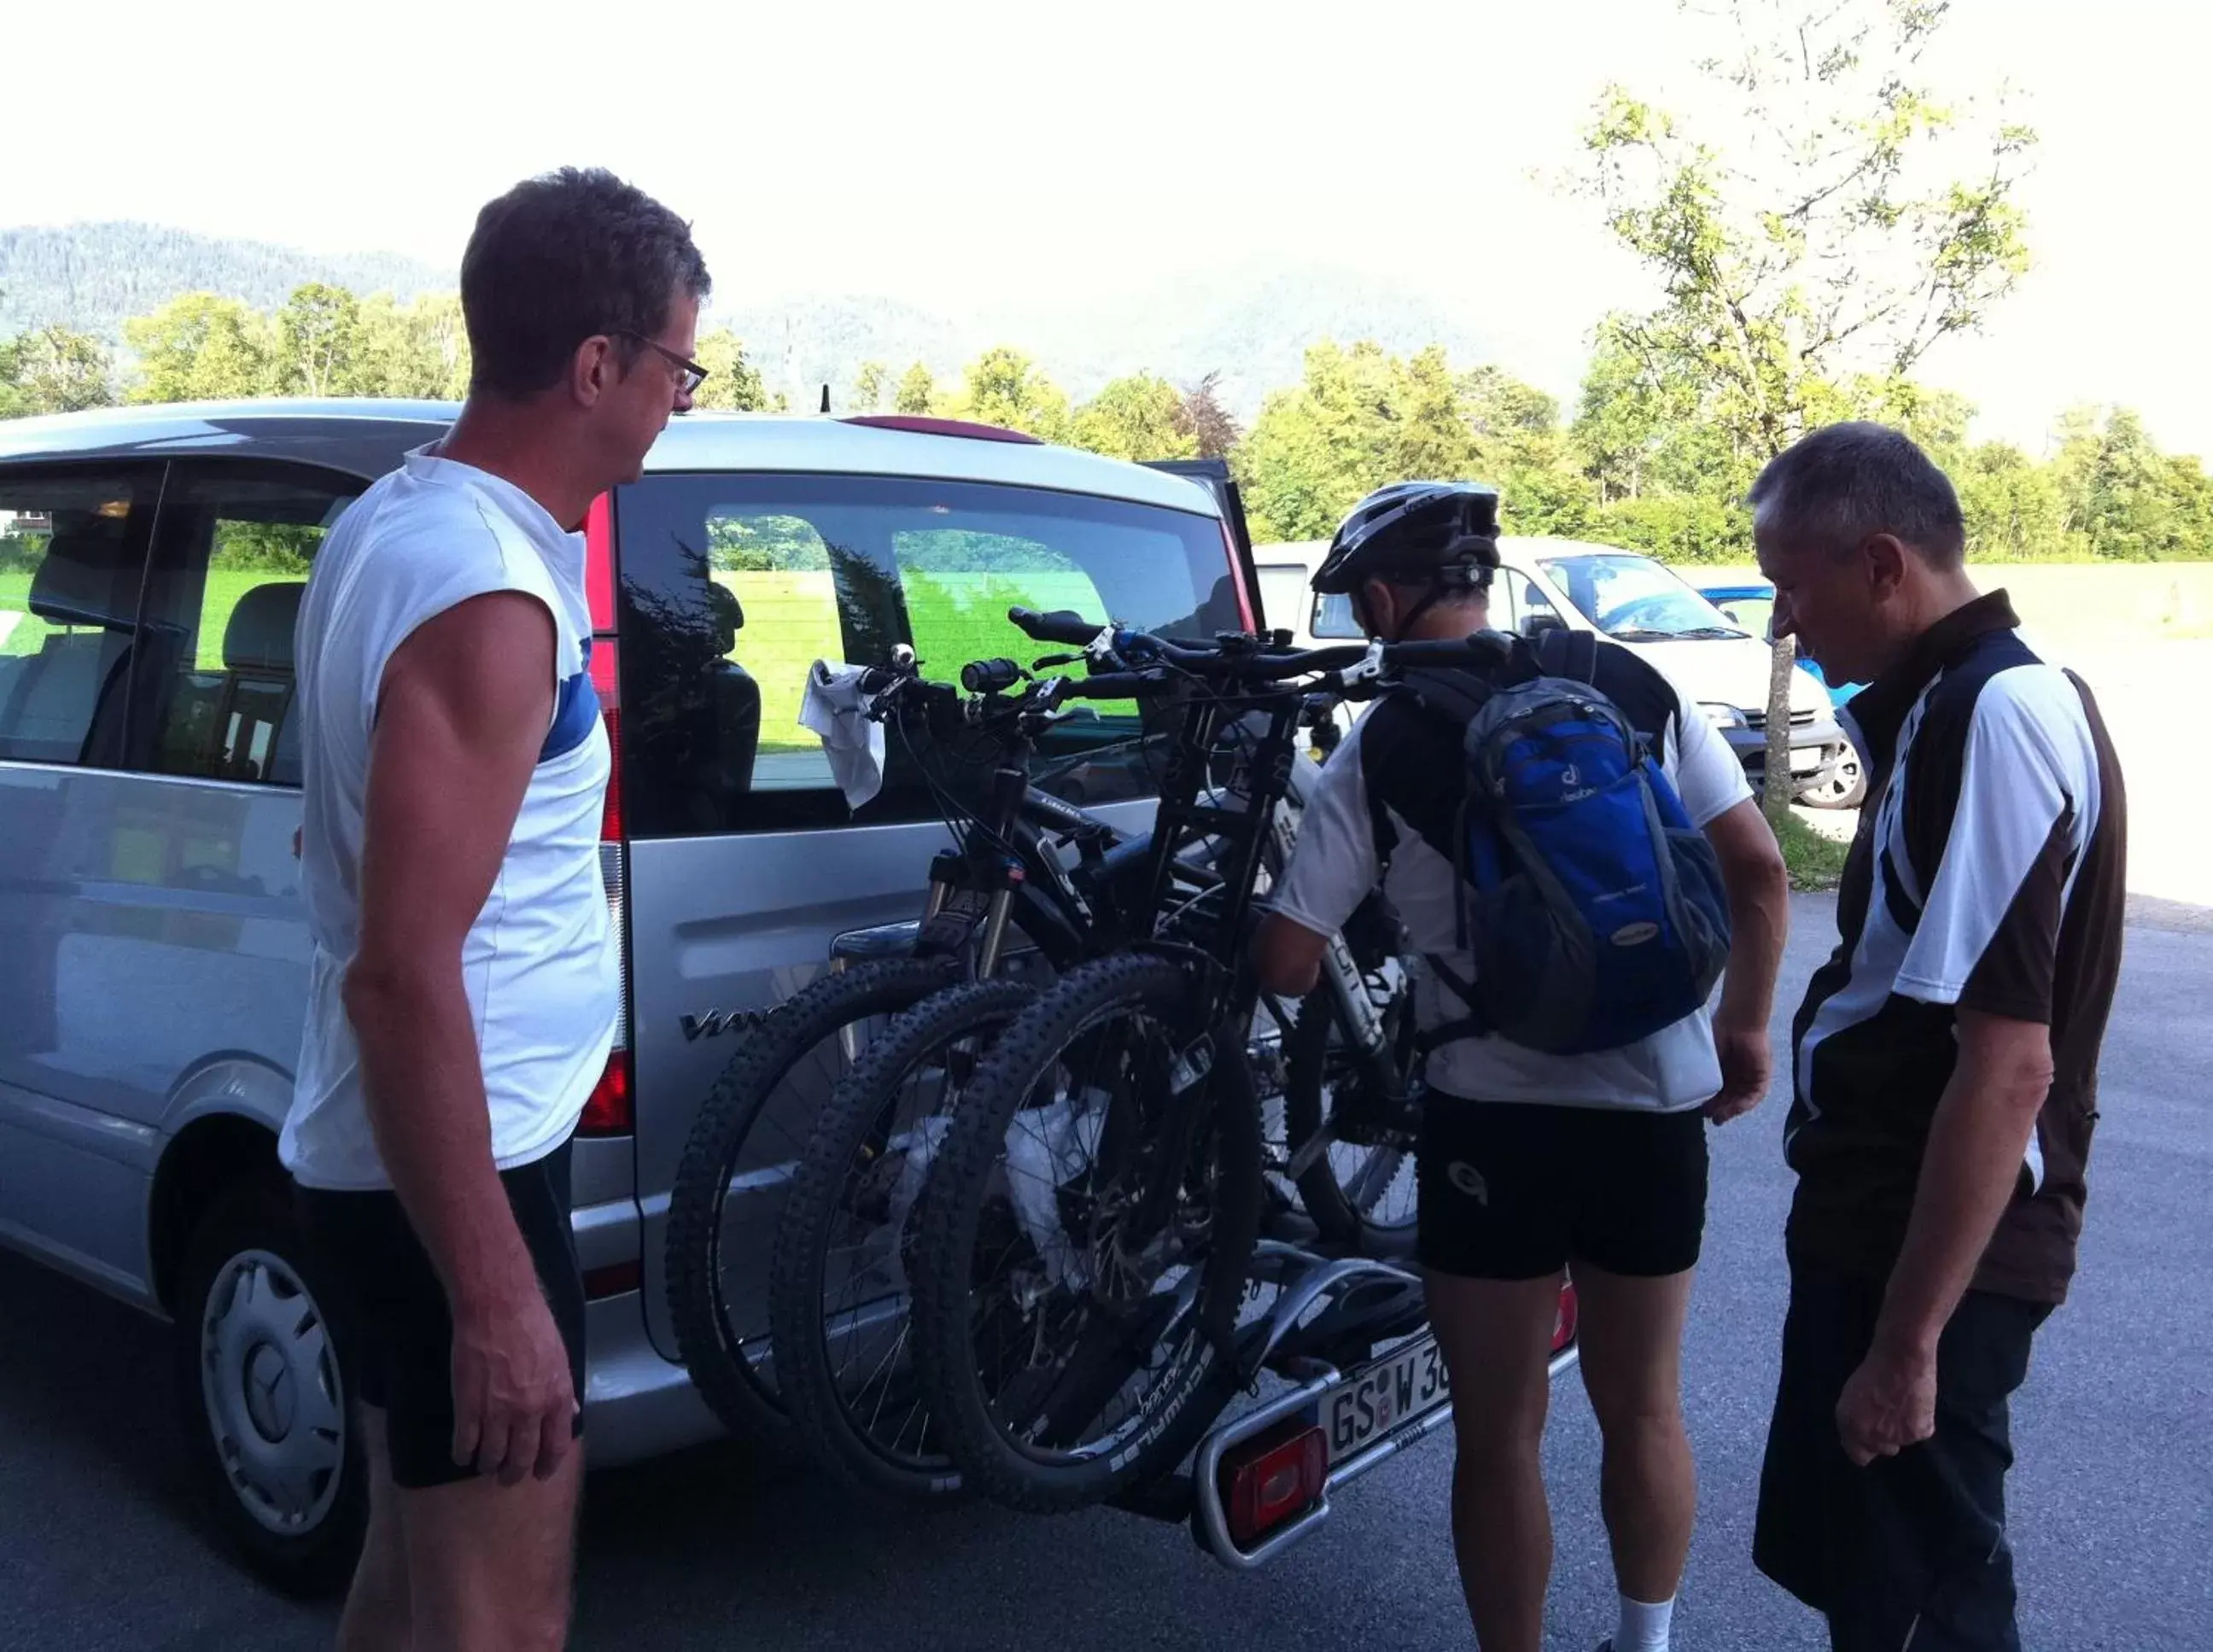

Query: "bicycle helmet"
<box><xmin>1311</xmin><ymin>481</ymin><xmax>1503</xmax><ymax>594</ymax></box>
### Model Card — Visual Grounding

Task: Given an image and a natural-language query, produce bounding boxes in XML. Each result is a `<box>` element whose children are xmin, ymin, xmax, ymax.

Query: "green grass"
<box><xmin>718</xmin><ymin>566</ymin><xmax>1129</xmax><ymax>750</ymax></box>
<box><xmin>3</xmin><ymin>568</ymin><xmax>298</xmax><ymax>671</ymax></box>
<box><xmin>0</xmin><ymin>571</ymin><xmax>43</xmax><ymax>657</ymax></box>
<box><xmin>1774</xmin><ymin>808</ymin><xmax>1850</xmax><ymax>890</ymax></box>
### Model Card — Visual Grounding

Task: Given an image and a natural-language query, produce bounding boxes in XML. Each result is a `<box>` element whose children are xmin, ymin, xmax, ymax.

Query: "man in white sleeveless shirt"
<box><xmin>286</xmin><ymin>167</ymin><xmax>709</xmax><ymax>1650</ymax></box>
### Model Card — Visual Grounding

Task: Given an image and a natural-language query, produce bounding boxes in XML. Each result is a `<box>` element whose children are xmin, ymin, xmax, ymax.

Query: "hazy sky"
<box><xmin>7</xmin><ymin>0</ymin><xmax>2206</xmax><ymax>457</ymax></box>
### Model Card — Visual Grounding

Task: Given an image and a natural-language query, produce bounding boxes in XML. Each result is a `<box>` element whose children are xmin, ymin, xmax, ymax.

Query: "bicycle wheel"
<box><xmin>666</xmin><ymin>956</ymin><xmax>961</xmax><ymax>1447</ymax></box>
<box><xmin>911</xmin><ymin>952</ymin><xmax>1263</xmax><ymax>1514</ymax></box>
<box><xmin>771</xmin><ymin>977</ymin><xmax>1039</xmax><ymax>1502</ymax></box>
<box><xmin>1282</xmin><ymin>984</ymin><xmax>1421</xmax><ymax>1258</ymax></box>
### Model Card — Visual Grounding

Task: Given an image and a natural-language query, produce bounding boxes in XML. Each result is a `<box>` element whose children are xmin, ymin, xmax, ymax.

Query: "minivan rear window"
<box><xmin>615</xmin><ymin>471</ymin><xmax>1240</xmax><ymax>838</ymax></box>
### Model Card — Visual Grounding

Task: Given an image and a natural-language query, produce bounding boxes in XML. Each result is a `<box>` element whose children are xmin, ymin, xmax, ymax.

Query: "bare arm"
<box><xmin>1836</xmin><ymin>1007</ymin><xmax>2053</xmax><ymax>1464</ymax></box>
<box><xmin>342</xmin><ymin>589</ymin><xmax>573</xmax><ymax>1482</ymax></box>
<box><xmin>1701</xmin><ymin>796</ymin><xmax>1790</xmax><ymax>1122</ymax></box>
<box><xmin>1252</xmin><ymin>911</ymin><xmax>1331</xmax><ymax>1000</ymax></box>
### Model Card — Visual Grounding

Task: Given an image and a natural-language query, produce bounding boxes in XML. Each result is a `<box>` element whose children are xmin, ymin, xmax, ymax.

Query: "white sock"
<box><xmin>1614</xmin><ymin>1591</ymin><xmax>1675</xmax><ymax>1652</ymax></box>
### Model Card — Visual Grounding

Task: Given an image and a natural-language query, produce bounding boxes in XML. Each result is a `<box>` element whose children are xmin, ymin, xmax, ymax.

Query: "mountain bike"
<box><xmin>904</xmin><ymin>619</ymin><xmax>1507</xmax><ymax>1513</ymax></box>
<box><xmin>764</xmin><ymin>653</ymin><xmax>1244</xmax><ymax>1497</ymax></box>
<box><xmin>665</xmin><ymin>647</ymin><xmax>1211</xmax><ymax>1450</ymax></box>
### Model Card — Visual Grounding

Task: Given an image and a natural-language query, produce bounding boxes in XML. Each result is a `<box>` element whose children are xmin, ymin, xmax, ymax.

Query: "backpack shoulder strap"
<box><xmin>1387</xmin><ymin>664</ymin><xmax>1494</xmax><ymax>727</ymax></box>
<box><xmin>1532</xmin><ymin>626</ymin><xmax>1599</xmax><ymax>684</ymax></box>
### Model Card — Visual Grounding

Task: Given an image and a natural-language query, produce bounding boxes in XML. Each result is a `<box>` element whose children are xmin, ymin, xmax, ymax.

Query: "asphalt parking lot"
<box><xmin>4</xmin><ymin>889</ymin><xmax>2208</xmax><ymax>1650</ymax></box>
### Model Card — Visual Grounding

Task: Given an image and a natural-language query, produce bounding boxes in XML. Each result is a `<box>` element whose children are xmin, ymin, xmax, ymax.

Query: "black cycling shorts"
<box><xmin>295</xmin><ymin>1137</ymin><xmax>587</xmax><ymax>1490</ymax></box>
<box><xmin>1416</xmin><ymin>1096</ymin><xmax>1709</xmax><ymax>1280</ymax></box>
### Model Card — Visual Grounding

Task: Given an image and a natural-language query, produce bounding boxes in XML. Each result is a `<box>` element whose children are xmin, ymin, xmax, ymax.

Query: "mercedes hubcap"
<box><xmin>200</xmin><ymin>1248</ymin><xmax>346</xmax><ymax>1537</ymax></box>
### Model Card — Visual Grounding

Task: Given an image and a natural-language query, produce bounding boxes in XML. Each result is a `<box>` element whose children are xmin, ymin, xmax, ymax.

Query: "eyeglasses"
<box><xmin>616</xmin><ymin>332</ymin><xmax>709</xmax><ymax>397</ymax></box>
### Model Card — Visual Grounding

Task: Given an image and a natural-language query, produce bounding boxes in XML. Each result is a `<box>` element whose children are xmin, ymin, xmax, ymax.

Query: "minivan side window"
<box><xmin>138</xmin><ymin>464</ymin><xmax>365</xmax><ymax>785</ymax></box>
<box><xmin>0</xmin><ymin>466</ymin><xmax>164</xmax><ymax>768</ymax></box>
<box><xmin>616</xmin><ymin>472</ymin><xmax>1241</xmax><ymax>838</ymax></box>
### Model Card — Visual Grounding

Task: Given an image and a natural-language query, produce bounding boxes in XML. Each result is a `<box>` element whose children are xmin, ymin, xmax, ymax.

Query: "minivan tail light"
<box><xmin>581</xmin><ymin>1049</ymin><xmax>633</xmax><ymax>1135</ymax></box>
<box><xmin>582</xmin><ymin>491</ymin><xmax>632</xmax><ymax>1111</ymax></box>
<box><xmin>1218</xmin><ymin>1418</ymin><xmax>1328</xmax><ymax>1550</ymax></box>
<box><xmin>591</xmin><ymin>643</ymin><xmax>622</xmax><ymax>844</ymax></box>
<box><xmin>584</xmin><ymin>494</ymin><xmax>616</xmax><ymax>630</ymax></box>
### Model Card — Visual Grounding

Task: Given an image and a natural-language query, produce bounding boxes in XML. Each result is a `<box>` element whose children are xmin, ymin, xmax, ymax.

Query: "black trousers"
<box><xmin>1754</xmin><ymin>1258</ymin><xmax>2052</xmax><ymax>1651</ymax></box>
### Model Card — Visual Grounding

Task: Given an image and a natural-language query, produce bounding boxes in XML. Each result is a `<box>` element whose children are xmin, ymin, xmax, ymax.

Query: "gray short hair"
<box><xmin>1747</xmin><ymin>422</ymin><xmax>1966</xmax><ymax>569</ymax></box>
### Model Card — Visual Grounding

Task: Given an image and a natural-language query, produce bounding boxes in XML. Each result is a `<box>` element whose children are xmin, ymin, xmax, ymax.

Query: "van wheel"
<box><xmin>175</xmin><ymin>1176</ymin><xmax>365</xmax><ymax>1597</ymax></box>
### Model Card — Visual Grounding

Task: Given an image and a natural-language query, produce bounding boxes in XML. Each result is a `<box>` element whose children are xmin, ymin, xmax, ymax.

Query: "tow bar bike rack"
<box><xmin>1111</xmin><ymin>1238</ymin><xmax>1581</xmax><ymax>1568</ymax></box>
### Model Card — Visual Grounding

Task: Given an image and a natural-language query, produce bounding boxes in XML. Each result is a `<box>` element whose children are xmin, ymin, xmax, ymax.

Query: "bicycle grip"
<box><xmin>1007</xmin><ymin>606</ymin><xmax>1104</xmax><ymax>645</ymax></box>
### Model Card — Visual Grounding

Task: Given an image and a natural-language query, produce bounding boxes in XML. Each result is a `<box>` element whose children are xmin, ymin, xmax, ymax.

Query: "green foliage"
<box><xmin>1572</xmin><ymin>0</ymin><xmax>2041</xmax><ymax>811</ymax></box>
<box><xmin>1070</xmin><ymin>373</ymin><xmax>1194</xmax><ymax>462</ymax></box>
<box><xmin>692</xmin><ymin>330</ymin><xmax>768</xmax><ymax>412</ymax></box>
<box><xmin>2052</xmin><ymin>406</ymin><xmax>2213</xmax><ymax>562</ymax></box>
<box><xmin>3</xmin><ymin>237</ymin><xmax>2203</xmax><ymax>575</ymax></box>
<box><xmin>895</xmin><ymin>361</ymin><xmax>937</xmax><ymax>415</ymax></box>
<box><xmin>709</xmin><ymin>511</ymin><xmax>830</xmax><ymax>571</ymax></box>
<box><xmin>211</xmin><ymin>521</ymin><xmax>321</xmax><ymax>572</ymax></box>
<box><xmin>277</xmin><ymin>283</ymin><xmax>361</xmax><ymax>396</ymax></box>
<box><xmin>850</xmin><ymin>360</ymin><xmax>890</xmax><ymax>414</ymax></box>
<box><xmin>1235</xmin><ymin>340</ymin><xmax>1480</xmax><ymax>543</ymax></box>
<box><xmin>345</xmin><ymin>293</ymin><xmax>470</xmax><ymax>400</ymax></box>
<box><xmin>1775</xmin><ymin>809</ymin><xmax>1849</xmax><ymax>890</ymax></box>
<box><xmin>1573</xmin><ymin>1</ymin><xmax>2035</xmax><ymax>465</ymax></box>
<box><xmin>946</xmin><ymin>347</ymin><xmax>1071</xmax><ymax>442</ymax></box>
<box><xmin>0</xmin><ymin>324</ymin><xmax>115</xmax><ymax>414</ymax></box>
<box><xmin>124</xmin><ymin>293</ymin><xmax>280</xmax><ymax>402</ymax></box>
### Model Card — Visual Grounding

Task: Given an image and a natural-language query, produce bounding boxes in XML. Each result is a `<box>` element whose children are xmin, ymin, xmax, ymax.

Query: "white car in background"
<box><xmin>1253</xmin><ymin>534</ymin><xmax>1857</xmax><ymax>804</ymax></box>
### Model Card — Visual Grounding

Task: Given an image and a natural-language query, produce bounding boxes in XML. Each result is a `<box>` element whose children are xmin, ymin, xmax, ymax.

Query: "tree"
<box><xmin>276</xmin><ymin>283</ymin><xmax>361</xmax><ymax>396</ymax></box>
<box><xmin>1177</xmin><ymin>371</ymin><xmax>1242</xmax><ymax>459</ymax></box>
<box><xmin>125</xmin><ymin>293</ymin><xmax>279</xmax><ymax>403</ymax></box>
<box><xmin>895</xmin><ymin>361</ymin><xmax>938</xmax><ymax>415</ymax></box>
<box><xmin>0</xmin><ymin>324</ymin><xmax>116</xmax><ymax>416</ymax></box>
<box><xmin>2052</xmin><ymin>406</ymin><xmax>2213</xmax><ymax>562</ymax></box>
<box><xmin>849</xmin><ymin>360</ymin><xmax>891</xmax><ymax>415</ymax></box>
<box><xmin>1956</xmin><ymin>439</ymin><xmax>2069</xmax><ymax>562</ymax></box>
<box><xmin>947</xmin><ymin>347</ymin><xmax>1071</xmax><ymax>442</ymax></box>
<box><xmin>1575</xmin><ymin>0</ymin><xmax>2036</xmax><ymax>815</ymax></box>
<box><xmin>1235</xmin><ymin>340</ymin><xmax>1481</xmax><ymax>544</ymax></box>
<box><xmin>1071</xmin><ymin>373</ymin><xmax>1195</xmax><ymax>462</ymax></box>
<box><xmin>349</xmin><ymin>293</ymin><xmax>470</xmax><ymax>400</ymax></box>
<box><xmin>691</xmin><ymin>329</ymin><xmax>768</xmax><ymax>411</ymax></box>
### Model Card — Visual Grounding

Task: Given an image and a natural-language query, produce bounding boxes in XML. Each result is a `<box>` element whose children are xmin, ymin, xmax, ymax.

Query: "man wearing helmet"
<box><xmin>1252</xmin><ymin>482</ymin><xmax>1790</xmax><ymax>1652</ymax></box>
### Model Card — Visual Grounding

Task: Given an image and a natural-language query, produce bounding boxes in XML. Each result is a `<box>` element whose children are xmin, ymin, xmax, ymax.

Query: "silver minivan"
<box><xmin>0</xmin><ymin>399</ymin><xmax>1257</xmax><ymax>1591</ymax></box>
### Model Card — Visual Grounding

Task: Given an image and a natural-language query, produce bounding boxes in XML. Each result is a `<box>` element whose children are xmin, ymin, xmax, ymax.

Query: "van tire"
<box><xmin>174</xmin><ymin>1175</ymin><xmax>366</xmax><ymax>1598</ymax></box>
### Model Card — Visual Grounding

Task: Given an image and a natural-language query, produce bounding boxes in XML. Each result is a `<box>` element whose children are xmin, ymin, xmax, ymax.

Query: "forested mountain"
<box><xmin>0</xmin><ymin>223</ymin><xmax>451</xmax><ymax>340</ymax></box>
<box><xmin>2</xmin><ymin>222</ymin><xmax>1490</xmax><ymax>421</ymax></box>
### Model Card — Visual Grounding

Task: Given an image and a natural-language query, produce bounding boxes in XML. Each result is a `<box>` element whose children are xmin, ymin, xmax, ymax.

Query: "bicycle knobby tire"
<box><xmin>910</xmin><ymin>952</ymin><xmax>1262</xmax><ymax>1514</ymax></box>
<box><xmin>772</xmin><ymin>975</ymin><xmax>1040</xmax><ymax>1502</ymax></box>
<box><xmin>666</xmin><ymin>956</ymin><xmax>960</xmax><ymax>1447</ymax></box>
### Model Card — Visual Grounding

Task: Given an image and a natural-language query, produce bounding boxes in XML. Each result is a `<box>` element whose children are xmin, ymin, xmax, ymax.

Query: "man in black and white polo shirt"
<box><xmin>1253</xmin><ymin>482</ymin><xmax>1790</xmax><ymax>1652</ymax></box>
<box><xmin>1748</xmin><ymin>423</ymin><xmax>2128</xmax><ymax>1651</ymax></box>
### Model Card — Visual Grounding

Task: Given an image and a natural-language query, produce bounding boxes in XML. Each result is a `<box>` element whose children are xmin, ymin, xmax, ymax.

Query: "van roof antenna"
<box><xmin>820</xmin><ymin>382</ymin><xmax>831</xmax><ymax>414</ymax></box>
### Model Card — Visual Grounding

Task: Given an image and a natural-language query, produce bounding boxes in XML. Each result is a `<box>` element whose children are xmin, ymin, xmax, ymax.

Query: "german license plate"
<box><xmin>1325</xmin><ymin>1333</ymin><xmax>1451</xmax><ymax>1466</ymax></box>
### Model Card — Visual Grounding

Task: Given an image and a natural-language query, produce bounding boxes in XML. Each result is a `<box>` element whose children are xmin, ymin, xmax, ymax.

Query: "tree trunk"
<box><xmin>1761</xmin><ymin>629</ymin><xmax>1797</xmax><ymax>821</ymax></box>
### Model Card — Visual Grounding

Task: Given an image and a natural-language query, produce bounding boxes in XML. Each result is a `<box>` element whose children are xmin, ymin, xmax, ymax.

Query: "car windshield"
<box><xmin>1535</xmin><ymin>552</ymin><xmax>1751</xmax><ymax>641</ymax></box>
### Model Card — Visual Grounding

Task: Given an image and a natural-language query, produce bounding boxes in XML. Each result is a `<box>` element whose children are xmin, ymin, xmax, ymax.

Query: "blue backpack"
<box><xmin>1389</xmin><ymin>628</ymin><xmax>1731</xmax><ymax>1057</ymax></box>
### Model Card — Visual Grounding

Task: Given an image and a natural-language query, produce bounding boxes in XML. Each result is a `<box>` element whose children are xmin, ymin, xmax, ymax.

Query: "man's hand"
<box><xmin>1705</xmin><ymin>1013</ymin><xmax>1772</xmax><ymax>1124</ymax></box>
<box><xmin>1836</xmin><ymin>1334</ymin><xmax>1938</xmax><ymax>1467</ymax></box>
<box><xmin>1699</xmin><ymin>797</ymin><xmax>1789</xmax><ymax>1124</ymax></box>
<box><xmin>451</xmin><ymin>1282</ymin><xmax>578</xmax><ymax>1485</ymax></box>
